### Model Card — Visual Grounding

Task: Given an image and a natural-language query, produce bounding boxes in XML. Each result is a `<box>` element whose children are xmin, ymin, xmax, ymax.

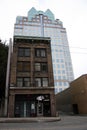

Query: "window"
<box><xmin>35</xmin><ymin>48</ymin><xmax>46</xmax><ymax>57</ymax></box>
<box><xmin>61</xmin><ymin>59</ymin><xmax>64</xmax><ymax>63</ymax></box>
<box><xmin>55</xmin><ymin>88</ymin><xmax>58</xmax><ymax>94</ymax></box>
<box><xmin>59</xmin><ymin>82</ymin><xmax>62</xmax><ymax>86</ymax></box>
<box><xmin>17</xmin><ymin>62</ymin><xmax>31</xmax><ymax>72</ymax></box>
<box><xmin>41</xmin><ymin>49</ymin><xmax>46</xmax><ymax>57</ymax></box>
<box><xmin>23</xmin><ymin>62</ymin><xmax>31</xmax><ymax>71</ymax></box>
<box><xmin>62</xmin><ymin>70</ymin><xmax>65</xmax><ymax>74</ymax></box>
<box><xmin>17</xmin><ymin>77</ymin><xmax>30</xmax><ymax>87</ymax></box>
<box><xmin>35</xmin><ymin>78</ymin><xmax>41</xmax><ymax>87</ymax></box>
<box><xmin>35</xmin><ymin>78</ymin><xmax>48</xmax><ymax>87</ymax></box>
<box><xmin>18</xmin><ymin>48</ymin><xmax>30</xmax><ymax>57</ymax></box>
<box><xmin>59</xmin><ymin>88</ymin><xmax>62</xmax><ymax>92</ymax></box>
<box><xmin>58</xmin><ymin>76</ymin><xmax>61</xmax><ymax>79</ymax></box>
<box><xmin>35</xmin><ymin>62</ymin><xmax>48</xmax><ymax>72</ymax></box>
<box><xmin>57</xmin><ymin>70</ymin><xmax>61</xmax><ymax>74</ymax></box>
<box><xmin>24</xmin><ymin>78</ymin><xmax>30</xmax><ymax>87</ymax></box>
<box><xmin>54</xmin><ymin>82</ymin><xmax>57</xmax><ymax>86</ymax></box>
<box><xmin>56</xmin><ymin>59</ymin><xmax>59</xmax><ymax>62</ymax></box>
<box><xmin>41</xmin><ymin>63</ymin><xmax>47</xmax><ymax>71</ymax></box>
<box><xmin>61</xmin><ymin>64</ymin><xmax>64</xmax><ymax>68</ymax></box>
<box><xmin>57</xmin><ymin>64</ymin><xmax>60</xmax><ymax>68</ymax></box>
<box><xmin>35</xmin><ymin>63</ymin><xmax>40</xmax><ymax>71</ymax></box>
<box><xmin>17</xmin><ymin>78</ymin><xmax>23</xmax><ymax>87</ymax></box>
<box><xmin>42</xmin><ymin>78</ymin><xmax>48</xmax><ymax>87</ymax></box>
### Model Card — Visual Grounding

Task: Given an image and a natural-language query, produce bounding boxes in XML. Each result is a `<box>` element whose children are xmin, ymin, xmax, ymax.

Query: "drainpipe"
<box><xmin>4</xmin><ymin>38</ymin><xmax>12</xmax><ymax>117</ymax></box>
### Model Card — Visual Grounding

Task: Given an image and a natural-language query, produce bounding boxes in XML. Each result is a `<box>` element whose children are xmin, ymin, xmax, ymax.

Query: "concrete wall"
<box><xmin>56</xmin><ymin>87</ymin><xmax>73</xmax><ymax>114</ymax></box>
<box><xmin>56</xmin><ymin>74</ymin><xmax>87</xmax><ymax>114</ymax></box>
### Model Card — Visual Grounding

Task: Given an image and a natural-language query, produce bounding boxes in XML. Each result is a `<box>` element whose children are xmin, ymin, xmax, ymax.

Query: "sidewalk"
<box><xmin>0</xmin><ymin>117</ymin><xmax>61</xmax><ymax>123</ymax></box>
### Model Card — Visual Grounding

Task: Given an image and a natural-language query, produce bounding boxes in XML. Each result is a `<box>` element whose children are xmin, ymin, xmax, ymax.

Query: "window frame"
<box><xmin>35</xmin><ymin>77</ymin><xmax>48</xmax><ymax>87</ymax></box>
<box><xmin>35</xmin><ymin>48</ymin><xmax>47</xmax><ymax>57</ymax></box>
<box><xmin>35</xmin><ymin>62</ymin><xmax>48</xmax><ymax>72</ymax></box>
<box><xmin>18</xmin><ymin>47</ymin><xmax>30</xmax><ymax>57</ymax></box>
<box><xmin>17</xmin><ymin>61</ymin><xmax>31</xmax><ymax>72</ymax></box>
<box><xmin>16</xmin><ymin>77</ymin><xmax>31</xmax><ymax>87</ymax></box>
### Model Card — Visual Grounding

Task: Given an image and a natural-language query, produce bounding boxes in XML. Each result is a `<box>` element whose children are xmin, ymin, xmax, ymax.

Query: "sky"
<box><xmin>0</xmin><ymin>0</ymin><xmax>87</xmax><ymax>79</ymax></box>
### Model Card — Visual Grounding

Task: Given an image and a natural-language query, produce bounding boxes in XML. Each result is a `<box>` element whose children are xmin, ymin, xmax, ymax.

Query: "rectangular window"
<box><xmin>17</xmin><ymin>62</ymin><xmax>31</xmax><ymax>72</ymax></box>
<box><xmin>42</xmin><ymin>78</ymin><xmax>48</xmax><ymax>87</ymax></box>
<box><xmin>41</xmin><ymin>63</ymin><xmax>47</xmax><ymax>72</ymax></box>
<box><xmin>18</xmin><ymin>48</ymin><xmax>24</xmax><ymax>57</ymax></box>
<box><xmin>59</xmin><ymin>88</ymin><xmax>62</xmax><ymax>92</ymax></box>
<box><xmin>35</xmin><ymin>78</ymin><xmax>48</xmax><ymax>87</ymax></box>
<box><xmin>35</xmin><ymin>63</ymin><xmax>40</xmax><ymax>71</ymax></box>
<box><xmin>17</xmin><ymin>77</ymin><xmax>30</xmax><ymax>87</ymax></box>
<box><xmin>35</xmin><ymin>78</ymin><xmax>41</xmax><ymax>87</ymax></box>
<box><xmin>17</xmin><ymin>62</ymin><xmax>23</xmax><ymax>71</ymax></box>
<box><xmin>25</xmin><ymin>48</ymin><xmax>30</xmax><ymax>56</ymax></box>
<box><xmin>24</xmin><ymin>78</ymin><xmax>30</xmax><ymax>87</ymax></box>
<box><xmin>35</xmin><ymin>62</ymin><xmax>48</xmax><ymax>72</ymax></box>
<box><xmin>18</xmin><ymin>48</ymin><xmax>30</xmax><ymax>57</ymax></box>
<box><xmin>35</xmin><ymin>49</ymin><xmax>40</xmax><ymax>57</ymax></box>
<box><xmin>17</xmin><ymin>78</ymin><xmax>23</xmax><ymax>87</ymax></box>
<box><xmin>35</xmin><ymin>48</ymin><xmax>46</xmax><ymax>57</ymax></box>
<box><xmin>41</xmin><ymin>49</ymin><xmax>46</xmax><ymax>57</ymax></box>
<box><xmin>23</xmin><ymin>62</ymin><xmax>31</xmax><ymax>71</ymax></box>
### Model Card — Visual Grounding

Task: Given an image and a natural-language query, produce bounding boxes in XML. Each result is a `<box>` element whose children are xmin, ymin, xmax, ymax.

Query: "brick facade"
<box><xmin>8</xmin><ymin>36</ymin><xmax>56</xmax><ymax>117</ymax></box>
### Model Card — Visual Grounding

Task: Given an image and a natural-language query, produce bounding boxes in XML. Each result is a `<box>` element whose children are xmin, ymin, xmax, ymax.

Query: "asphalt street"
<box><xmin>0</xmin><ymin>115</ymin><xmax>87</xmax><ymax>130</ymax></box>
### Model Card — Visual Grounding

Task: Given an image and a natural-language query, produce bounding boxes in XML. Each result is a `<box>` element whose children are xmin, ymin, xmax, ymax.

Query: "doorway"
<box><xmin>37</xmin><ymin>102</ymin><xmax>43</xmax><ymax>116</ymax></box>
<box><xmin>72</xmin><ymin>104</ymin><xmax>79</xmax><ymax>114</ymax></box>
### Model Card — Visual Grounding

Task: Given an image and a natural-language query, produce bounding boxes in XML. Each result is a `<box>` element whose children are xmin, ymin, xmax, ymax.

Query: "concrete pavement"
<box><xmin>0</xmin><ymin>115</ymin><xmax>87</xmax><ymax>130</ymax></box>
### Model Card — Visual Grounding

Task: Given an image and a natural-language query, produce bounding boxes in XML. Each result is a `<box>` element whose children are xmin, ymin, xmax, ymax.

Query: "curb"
<box><xmin>0</xmin><ymin>117</ymin><xmax>61</xmax><ymax>123</ymax></box>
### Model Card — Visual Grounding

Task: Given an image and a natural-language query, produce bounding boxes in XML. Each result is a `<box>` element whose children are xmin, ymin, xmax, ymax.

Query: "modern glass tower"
<box><xmin>14</xmin><ymin>7</ymin><xmax>74</xmax><ymax>93</ymax></box>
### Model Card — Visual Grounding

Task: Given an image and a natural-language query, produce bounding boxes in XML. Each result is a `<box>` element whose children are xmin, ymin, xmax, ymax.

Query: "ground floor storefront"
<box><xmin>15</xmin><ymin>94</ymin><xmax>51</xmax><ymax>117</ymax></box>
<box><xmin>8</xmin><ymin>88</ymin><xmax>56</xmax><ymax>117</ymax></box>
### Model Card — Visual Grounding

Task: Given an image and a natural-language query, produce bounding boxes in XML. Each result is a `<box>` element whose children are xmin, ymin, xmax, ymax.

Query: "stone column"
<box><xmin>8</xmin><ymin>94</ymin><xmax>15</xmax><ymax>117</ymax></box>
<box><xmin>50</xmin><ymin>94</ymin><xmax>56</xmax><ymax>117</ymax></box>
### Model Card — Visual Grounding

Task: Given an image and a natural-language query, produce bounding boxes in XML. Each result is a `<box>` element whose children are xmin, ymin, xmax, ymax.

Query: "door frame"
<box><xmin>37</xmin><ymin>101</ymin><xmax>43</xmax><ymax>116</ymax></box>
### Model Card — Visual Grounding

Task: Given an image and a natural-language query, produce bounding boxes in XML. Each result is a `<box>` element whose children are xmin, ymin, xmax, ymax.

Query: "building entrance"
<box><xmin>37</xmin><ymin>102</ymin><xmax>43</xmax><ymax>116</ymax></box>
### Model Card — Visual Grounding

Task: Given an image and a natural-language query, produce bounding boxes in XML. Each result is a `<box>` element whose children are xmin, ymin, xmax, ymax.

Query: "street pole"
<box><xmin>4</xmin><ymin>38</ymin><xmax>12</xmax><ymax>117</ymax></box>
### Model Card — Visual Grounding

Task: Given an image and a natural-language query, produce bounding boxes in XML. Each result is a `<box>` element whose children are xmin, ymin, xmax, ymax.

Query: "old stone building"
<box><xmin>8</xmin><ymin>36</ymin><xmax>56</xmax><ymax>117</ymax></box>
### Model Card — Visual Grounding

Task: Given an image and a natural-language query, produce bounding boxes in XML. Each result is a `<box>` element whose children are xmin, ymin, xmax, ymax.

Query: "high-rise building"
<box><xmin>14</xmin><ymin>7</ymin><xmax>74</xmax><ymax>93</ymax></box>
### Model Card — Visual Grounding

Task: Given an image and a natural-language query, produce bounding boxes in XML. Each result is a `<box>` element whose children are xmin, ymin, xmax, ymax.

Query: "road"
<box><xmin>0</xmin><ymin>115</ymin><xmax>87</xmax><ymax>130</ymax></box>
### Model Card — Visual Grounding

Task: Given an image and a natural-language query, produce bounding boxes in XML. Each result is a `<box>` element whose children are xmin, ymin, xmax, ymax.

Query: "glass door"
<box><xmin>37</xmin><ymin>102</ymin><xmax>43</xmax><ymax>116</ymax></box>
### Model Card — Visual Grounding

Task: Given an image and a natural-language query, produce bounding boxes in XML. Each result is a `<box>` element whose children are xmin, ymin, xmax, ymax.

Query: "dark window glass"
<box><xmin>42</xmin><ymin>78</ymin><xmax>48</xmax><ymax>87</ymax></box>
<box><xmin>24</xmin><ymin>78</ymin><xmax>30</xmax><ymax>87</ymax></box>
<box><xmin>17</xmin><ymin>78</ymin><xmax>23</xmax><ymax>87</ymax></box>
<box><xmin>35</xmin><ymin>78</ymin><xmax>48</xmax><ymax>87</ymax></box>
<box><xmin>41</xmin><ymin>49</ymin><xmax>46</xmax><ymax>57</ymax></box>
<box><xmin>35</xmin><ymin>63</ymin><xmax>40</xmax><ymax>71</ymax></box>
<box><xmin>17</xmin><ymin>62</ymin><xmax>31</xmax><ymax>72</ymax></box>
<box><xmin>18</xmin><ymin>48</ymin><xmax>30</xmax><ymax>57</ymax></box>
<box><xmin>35</xmin><ymin>78</ymin><xmax>41</xmax><ymax>87</ymax></box>
<box><xmin>25</xmin><ymin>48</ymin><xmax>30</xmax><ymax>56</ymax></box>
<box><xmin>35</xmin><ymin>62</ymin><xmax>48</xmax><ymax>72</ymax></box>
<box><xmin>35</xmin><ymin>49</ymin><xmax>46</xmax><ymax>57</ymax></box>
<box><xmin>41</xmin><ymin>63</ymin><xmax>47</xmax><ymax>72</ymax></box>
<box><xmin>17</xmin><ymin>62</ymin><xmax>23</xmax><ymax>71</ymax></box>
<box><xmin>23</xmin><ymin>62</ymin><xmax>31</xmax><ymax>71</ymax></box>
<box><xmin>18</xmin><ymin>48</ymin><xmax>24</xmax><ymax>57</ymax></box>
<box><xmin>17</xmin><ymin>77</ymin><xmax>30</xmax><ymax>87</ymax></box>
